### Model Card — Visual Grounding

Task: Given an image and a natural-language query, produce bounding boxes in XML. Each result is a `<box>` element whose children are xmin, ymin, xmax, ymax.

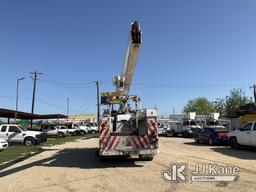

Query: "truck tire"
<box><xmin>208</xmin><ymin>137</ymin><xmax>215</xmax><ymax>146</ymax></box>
<box><xmin>230</xmin><ymin>137</ymin><xmax>240</xmax><ymax>150</ymax></box>
<box><xmin>194</xmin><ymin>136</ymin><xmax>199</xmax><ymax>143</ymax></box>
<box><xmin>58</xmin><ymin>132</ymin><xmax>64</xmax><ymax>138</ymax></box>
<box><xmin>80</xmin><ymin>130</ymin><xmax>86</xmax><ymax>136</ymax></box>
<box><xmin>182</xmin><ymin>131</ymin><xmax>189</xmax><ymax>138</ymax></box>
<box><xmin>95</xmin><ymin>149</ymin><xmax>99</xmax><ymax>157</ymax></box>
<box><xmin>100</xmin><ymin>156</ymin><xmax>112</xmax><ymax>162</ymax></box>
<box><xmin>91</xmin><ymin>130</ymin><xmax>96</xmax><ymax>134</ymax></box>
<box><xmin>24</xmin><ymin>137</ymin><xmax>36</xmax><ymax>146</ymax></box>
<box><xmin>139</xmin><ymin>155</ymin><xmax>153</xmax><ymax>161</ymax></box>
<box><xmin>167</xmin><ymin>130</ymin><xmax>175</xmax><ymax>137</ymax></box>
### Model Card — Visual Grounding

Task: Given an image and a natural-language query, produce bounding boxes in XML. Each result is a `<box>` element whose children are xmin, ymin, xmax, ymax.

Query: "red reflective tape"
<box><xmin>108</xmin><ymin>136</ymin><xmax>117</xmax><ymax>150</ymax></box>
<box><xmin>148</xmin><ymin>124</ymin><xmax>154</xmax><ymax>135</ymax></box>
<box><xmin>136</xmin><ymin>137</ymin><xmax>145</xmax><ymax>149</ymax></box>
<box><xmin>103</xmin><ymin>136</ymin><xmax>111</xmax><ymax>150</ymax></box>
<box><xmin>132</xmin><ymin>138</ymin><xmax>139</xmax><ymax>148</ymax></box>
<box><xmin>100</xmin><ymin>120</ymin><xmax>108</xmax><ymax>134</ymax></box>
<box><xmin>142</xmin><ymin>136</ymin><xmax>149</xmax><ymax>146</ymax></box>
<box><xmin>113</xmin><ymin>140</ymin><xmax>120</xmax><ymax>150</ymax></box>
<box><xmin>127</xmin><ymin>141</ymin><xmax>132</xmax><ymax>146</ymax></box>
<box><xmin>99</xmin><ymin>128</ymin><xmax>109</xmax><ymax>147</ymax></box>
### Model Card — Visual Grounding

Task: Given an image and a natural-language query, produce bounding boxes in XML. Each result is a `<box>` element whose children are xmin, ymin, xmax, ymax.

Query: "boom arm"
<box><xmin>113</xmin><ymin>21</ymin><xmax>142</xmax><ymax>97</ymax></box>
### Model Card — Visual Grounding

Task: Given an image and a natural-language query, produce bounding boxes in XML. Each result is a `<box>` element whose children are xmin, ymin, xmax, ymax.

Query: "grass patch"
<box><xmin>43</xmin><ymin>135</ymin><xmax>85</xmax><ymax>146</ymax></box>
<box><xmin>0</xmin><ymin>145</ymin><xmax>40</xmax><ymax>164</ymax></box>
<box><xmin>0</xmin><ymin>133</ymin><xmax>99</xmax><ymax>164</ymax></box>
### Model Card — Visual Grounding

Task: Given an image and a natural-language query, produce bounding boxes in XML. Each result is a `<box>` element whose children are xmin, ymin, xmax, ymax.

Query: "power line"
<box><xmin>40</xmin><ymin>79</ymin><xmax>95</xmax><ymax>88</ymax></box>
<box><xmin>43</xmin><ymin>74</ymin><xmax>95</xmax><ymax>86</ymax></box>
<box><xmin>76</xmin><ymin>86</ymin><xmax>96</xmax><ymax>114</ymax></box>
<box><xmin>36</xmin><ymin>99</ymin><xmax>66</xmax><ymax>110</ymax></box>
<box><xmin>39</xmin><ymin>78</ymin><xmax>94</xmax><ymax>99</ymax></box>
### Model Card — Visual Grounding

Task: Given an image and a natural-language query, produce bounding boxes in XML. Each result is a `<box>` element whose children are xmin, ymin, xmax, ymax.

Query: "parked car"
<box><xmin>86</xmin><ymin>123</ymin><xmax>98</xmax><ymax>134</ymax></box>
<box><xmin>41</xmin><ymin>124</ymin><xmax>67</xmax><ymax>138</ymax></box>
<box><xmin>0</xmin><ymin>124</ymin><xmax>47</xmax><ymax>146</ymax></box>
<box><xmin>0</xmin><ymin>138</ymin><xmax>8</xmax><ymax>150</ymax></box>
<box><xmin>228</xmin><ymin>121</ymin><xmax>256</xmax><ymax>149</ymax></box>
<box><xmin>65</xmin><ymin>123</ymin><xmax>82</xmax><ymax>136</ymax></box>
<box><xmin>73</xmin><ymin>123</ymin><xmax>89</xmax><ymax>135</ymax></box>
<box><xmin>194</xmin><ymin>126</ymin><xmax>229</xmax><ymax>145</ymax></box>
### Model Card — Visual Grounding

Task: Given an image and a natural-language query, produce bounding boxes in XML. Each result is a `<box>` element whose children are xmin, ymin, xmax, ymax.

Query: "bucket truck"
<box><xmin>99</xmin><ymin>21</ymin><xmax>159</xmax><ymax>161</ymax></box>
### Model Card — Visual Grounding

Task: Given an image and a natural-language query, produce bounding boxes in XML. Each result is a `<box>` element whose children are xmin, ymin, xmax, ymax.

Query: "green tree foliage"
<box><xmin>16</xmin><ymin>119</ymin><xmax>30</xmax><ymax>127</ymax></box>
<box><xmin>183</xmin><ymin>88</ymin><xmax>252</xmax><ymax>118</ymax></box>
<box><xmin>183</xmin><ymin>97</ymin><xmax>214</xmax><ymax>115</ymax></box>
<box><xmin>212</xmin><ymin>98</ymin><xmax>226</xmax><ymax>117</ymax></box>
<box><xmin>224</xmin><ymin>88</ymin><xmax>252</xmax><ymax>118</ymax></box>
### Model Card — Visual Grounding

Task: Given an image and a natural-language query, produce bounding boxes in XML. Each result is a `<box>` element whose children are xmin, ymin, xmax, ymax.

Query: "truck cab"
<box><xmin>228</xmin><ymin>121</ymin><xmax>256</xmax><ymax>149</ymax></box>
<box><xmin>0</xmin><ymin>124</ymin><xmax>46</xmax><ymax>145</ymax></box>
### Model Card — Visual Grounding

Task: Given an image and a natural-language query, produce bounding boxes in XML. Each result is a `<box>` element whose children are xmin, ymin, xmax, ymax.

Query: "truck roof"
<box><xmin>0</xmin><ymin>124</ymin><xmax>19</xmax><ymax>126</ymax></box>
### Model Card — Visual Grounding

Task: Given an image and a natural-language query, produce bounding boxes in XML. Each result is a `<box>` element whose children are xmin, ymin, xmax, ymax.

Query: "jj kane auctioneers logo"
<box><xmin>161</xmin><ymin>163</ymin><xmax>240</xmax><ymax>183</ymax></box>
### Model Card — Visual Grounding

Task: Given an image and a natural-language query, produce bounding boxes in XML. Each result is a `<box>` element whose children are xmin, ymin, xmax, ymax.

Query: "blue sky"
<box><xmin>0</xmin><ymin>0</ymin><xmax>256</xmax><ymax>117</ymax></box>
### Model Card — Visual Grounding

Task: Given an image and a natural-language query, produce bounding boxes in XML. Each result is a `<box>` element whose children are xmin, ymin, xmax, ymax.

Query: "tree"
<box><xmin>183</xmin><ymin>97</ymin><xmax>214</xmax><ymax>115</ymax></box>
<box><xmin>225</xmin><ymin>88</ymin><xmax>252</xmax><ymax>118</ymax></box>
<box><xmin>213</xmin><ymin>98</ymin><xmax>226</xmax><ymax>118</ymax></box>
<box><xmin>16</xmin><ymin>119</ymin><xmax>30</xmax><ymax>127</ymax></box>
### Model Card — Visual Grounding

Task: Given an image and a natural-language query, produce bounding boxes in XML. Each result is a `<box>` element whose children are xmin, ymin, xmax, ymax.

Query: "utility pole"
<box><xmin>250</xmin><ymin>84</ymin><xmax>256</xmax><ymax>103</ymax></box>
<box><xmin>173</xmin><ymin>108</ymin><xmax>175</xmax><ymax>115</ymax></box>
<box><xmin>30</xmin><ymin>70</ymin><xmax>42</xmax><ymax>128</ymax></box>
<box><xmin>67</xmin><ymin>97</ymin><xmax>69</xmax><ymax>123</ymax></box>
<box><xmin>96</xmin><ymin>81</ymin><xmax>100</xmax><ymax>125</ymax></box>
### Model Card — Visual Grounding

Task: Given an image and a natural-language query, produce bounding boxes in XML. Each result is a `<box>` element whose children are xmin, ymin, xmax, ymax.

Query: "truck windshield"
<box><xmin>18</xmin><ymin>126</ymin><xmax>28</xmax><ymax>131</ymax></box>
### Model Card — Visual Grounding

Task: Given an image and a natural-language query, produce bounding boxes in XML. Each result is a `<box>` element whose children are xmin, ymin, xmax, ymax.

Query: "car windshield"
<box><xmin>18</xmin><ymin>126</ymin><xmax>28</xmax><ymax>131</ymax></box>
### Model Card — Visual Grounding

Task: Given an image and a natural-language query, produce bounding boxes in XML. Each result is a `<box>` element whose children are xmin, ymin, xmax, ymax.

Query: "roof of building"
<box><xmin>0</xmin><ymin>108</ymin><xmax>67</xmax><ymax>119</ymax></box>
<box><xmin>68</xmin><ymin>114</ymin><xmax>96</xmax><ymax>120</ymax></box>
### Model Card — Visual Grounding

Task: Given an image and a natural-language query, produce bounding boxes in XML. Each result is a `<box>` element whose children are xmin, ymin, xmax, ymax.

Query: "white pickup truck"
<box><xmin>0</xmin><ymin>124</ymin><xmax>47</xmax><ymax>146</ymax></box>
<box><xmin>85</xmin><ymin>123</ymin><xmax>98</xmax><ymax>134</ymax></box>
<box><xmin>228</xmin><ymin>121</ymin><xmax>256</xmax><ymax>149</ymax></box>
<box><xmin>166</xmin><ymin>121</ymin><xmax>201</xmax><ymax>137</ymax></box>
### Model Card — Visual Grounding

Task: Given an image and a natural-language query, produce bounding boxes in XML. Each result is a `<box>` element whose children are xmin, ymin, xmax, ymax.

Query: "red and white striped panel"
<box><xmin>100</xmin><ymin>117</ymin><xmax>158</xmax><ymax>152</ymax></box>
<box><xmin>104</xmin><ymin>135</ymin><xmax>152</xmax><ymax>151</ymax></box>
<box><xmin>147</xmin><ymin>118</ymin><xmax>159</xmax><ymax>147</ymax></box>
<box><xmin>99</xmin><ymin>118</ymin><xmax>111</xmax><ymax>150</ymax></box>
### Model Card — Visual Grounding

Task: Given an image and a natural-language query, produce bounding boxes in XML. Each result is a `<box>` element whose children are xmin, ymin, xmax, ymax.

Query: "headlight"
<box><xmin>1</xmin><ymin>141</ymin><xmax>6</xmax><ymax>143</ymax></box>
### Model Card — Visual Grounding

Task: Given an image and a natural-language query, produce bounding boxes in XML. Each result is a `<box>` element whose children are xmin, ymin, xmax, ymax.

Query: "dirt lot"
<box><xmin>0</xmin><ymin>137</ymin><xmax>256</xmax><ymax>192</ymax></box>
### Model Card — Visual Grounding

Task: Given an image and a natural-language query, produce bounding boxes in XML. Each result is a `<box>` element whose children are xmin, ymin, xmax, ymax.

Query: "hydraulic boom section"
<box><xmin>113</xmin><ymin>21</ymin><xmax>142</xmax><ymax>97</ymax></box>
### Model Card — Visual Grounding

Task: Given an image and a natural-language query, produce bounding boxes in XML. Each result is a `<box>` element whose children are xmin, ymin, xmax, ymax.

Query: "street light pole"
<box><xmin>15</xmin><ymin>77</ymin><xmax>25</xmax><ymax>123</ymax></box>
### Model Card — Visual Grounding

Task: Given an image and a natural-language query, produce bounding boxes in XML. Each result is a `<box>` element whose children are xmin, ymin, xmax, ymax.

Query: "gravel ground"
<box><xmin>0</xmin><ymin>137</ymin><xmax>256</xmax><ymax>192</ymax></box>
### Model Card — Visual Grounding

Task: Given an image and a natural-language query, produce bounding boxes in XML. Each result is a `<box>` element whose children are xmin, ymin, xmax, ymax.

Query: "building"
<box><xmin>68</xmin><ymin>114</ymin><xmax>96</xmax><ymax>122</ymax></box>
<box><xmin>48</xmin><ymin>114</ymin><xmax>97</xmax><ymax>124</ymax></box>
